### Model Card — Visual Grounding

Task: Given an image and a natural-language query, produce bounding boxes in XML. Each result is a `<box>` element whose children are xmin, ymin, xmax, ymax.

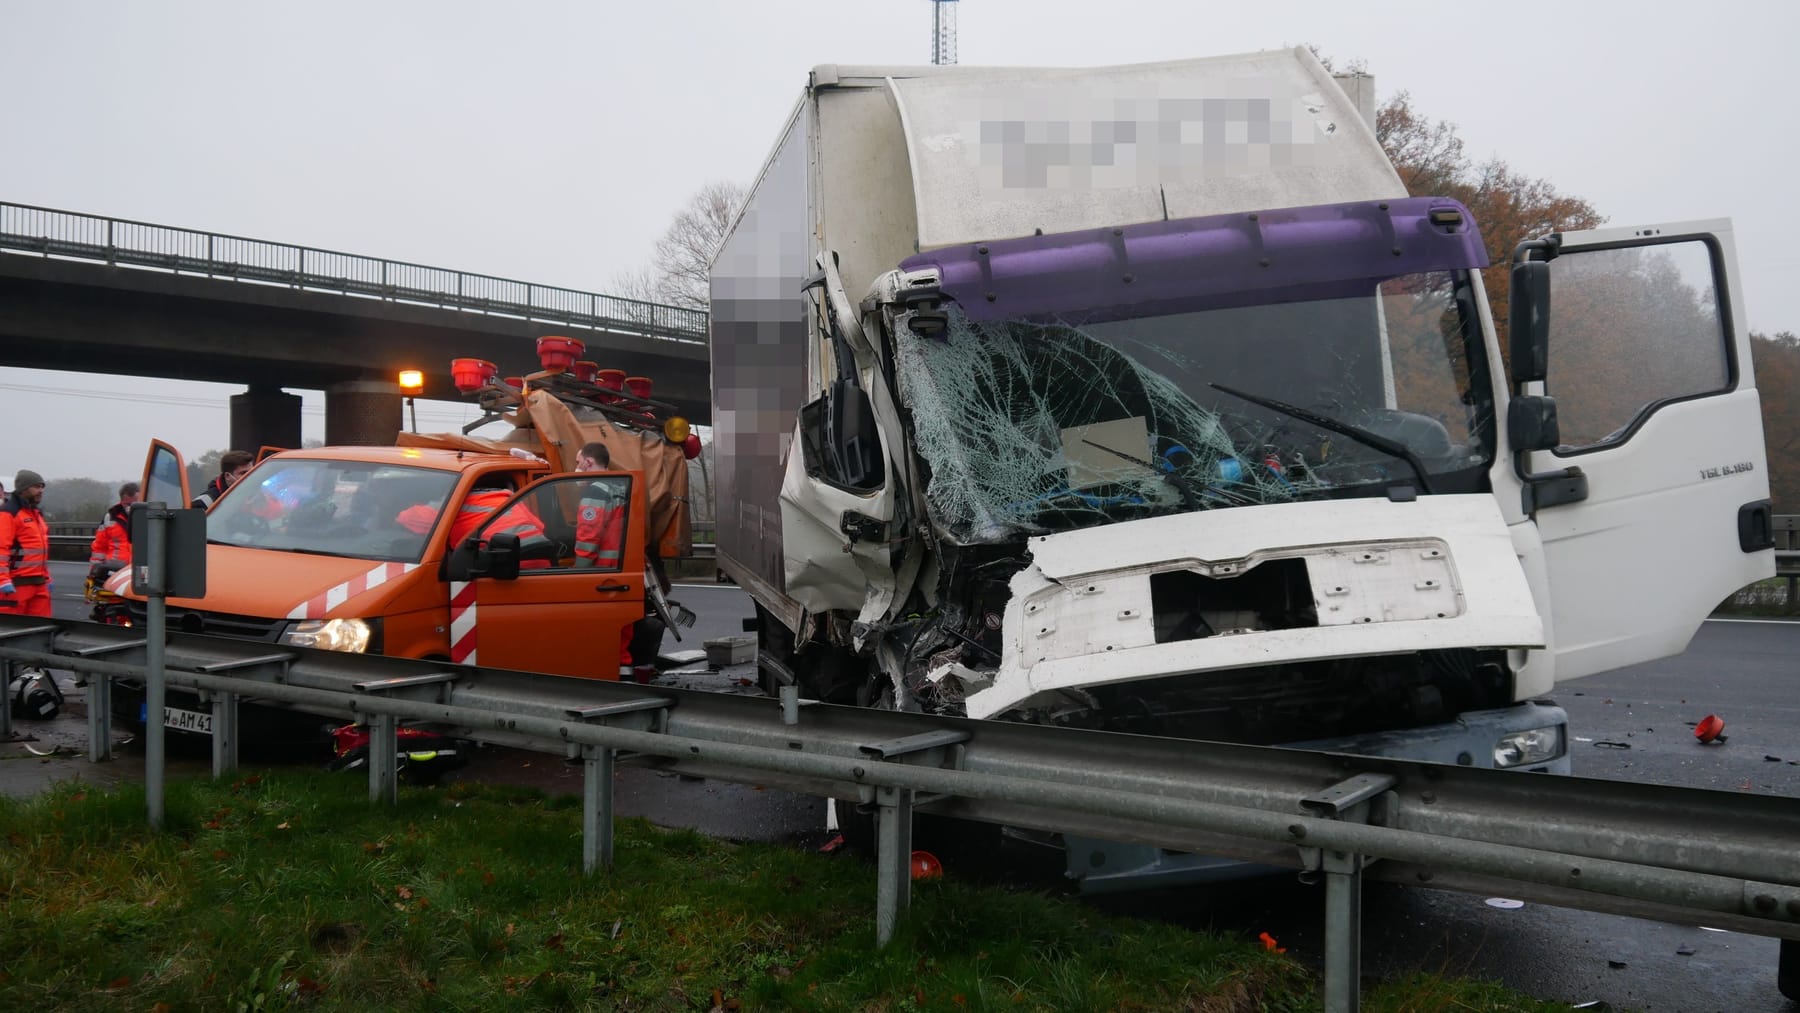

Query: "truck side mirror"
<box><xmin>1507</xmin><ymin>394</ymin><xmax>1561</xmax><ymax>452</ymax></box>
<box><xmin>1509</xmin><ymin>260</ymin><xmax>1551</xmax><ymax>385</ymax></box>
<box><xmin>828</xmin><ymin>378</ymin><xmax>884</xmax><ymax>490</ymax></box>
<box><xmin>798</xmin><ymin>381</ymin><xmax>886</xmax><ymax>492</ymax></box>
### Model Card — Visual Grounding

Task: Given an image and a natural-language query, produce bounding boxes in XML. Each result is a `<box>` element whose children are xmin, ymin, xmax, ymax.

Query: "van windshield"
<box><xmin>893</xmin><ymin>270</ymin><xmax>1494</xmax><ymax>543</ymax></box>
<box><xmin>208</xmin><ymin>459</ymin><xmax>458</xmax><ymax>563</ymax></box>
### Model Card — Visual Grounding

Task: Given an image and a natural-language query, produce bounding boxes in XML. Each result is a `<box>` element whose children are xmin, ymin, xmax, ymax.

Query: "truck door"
<box><xmin>1523</xmin><ymin>219</ymin><xmax>1774</xmax><ymax>680</ymax></box>
<box><xmin>446</xmin><ymin>473</ymin><xmax>646</xmax><ymax>680</ymax></box>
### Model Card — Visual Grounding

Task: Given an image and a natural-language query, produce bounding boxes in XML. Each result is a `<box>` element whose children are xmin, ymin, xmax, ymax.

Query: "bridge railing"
<box><xmin>0</xmin><ymin>201</ymin><xmax>708</xmax><ymax>345</ymax></box>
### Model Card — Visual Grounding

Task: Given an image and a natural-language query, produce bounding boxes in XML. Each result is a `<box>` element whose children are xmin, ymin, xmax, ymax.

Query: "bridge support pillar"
<box><xmin>229</xmin><ymin>385</ymin><xmax>302</xmax><ymax>453</ymax></box>
<box><xmin>325</xmin><ymin>380</ymin><xmax>402</xmax><ymax>446</ymax></box>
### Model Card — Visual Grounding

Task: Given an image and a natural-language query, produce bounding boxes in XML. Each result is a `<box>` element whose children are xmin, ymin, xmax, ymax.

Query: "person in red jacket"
<box><xmin>0</xmin><ymin>470</ymin><xmax>53</xmax><ymax>617</ymax></box>
<box><xmin>88</xmin><ymin>481</ymin><xmax>140</xmax><ymax>574</ymax></box>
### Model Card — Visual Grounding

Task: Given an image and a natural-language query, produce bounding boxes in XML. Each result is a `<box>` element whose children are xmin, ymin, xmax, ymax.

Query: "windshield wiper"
<box><xmin>1208</xmin><ymin>383</ymin><xmax>1434</xmax><ymax>495</ymax></box>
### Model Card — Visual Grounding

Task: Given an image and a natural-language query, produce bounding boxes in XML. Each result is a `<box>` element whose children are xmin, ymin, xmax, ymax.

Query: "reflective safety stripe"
<box><xmin>448</xmin><ymin>580</ymin><xmax>478</xmax><ymax>664</ymax></box>
<box><xmin>286</xmin><ymin>562</ymin><xmax>420</xmax><ymax>620</ymax></box>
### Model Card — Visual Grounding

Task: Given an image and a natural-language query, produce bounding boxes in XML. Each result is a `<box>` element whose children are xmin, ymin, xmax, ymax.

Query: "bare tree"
<box><xmin>648</xmin><ymin>181</ymin><xmax>747</xmax><ymax>310</ymax></box>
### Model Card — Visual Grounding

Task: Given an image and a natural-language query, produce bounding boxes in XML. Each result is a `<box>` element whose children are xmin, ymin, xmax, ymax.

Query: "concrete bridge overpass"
<box><xmin>0</xmin><ymin>202</ymin><xmax>711</xmax><ymax>449</ymax></box>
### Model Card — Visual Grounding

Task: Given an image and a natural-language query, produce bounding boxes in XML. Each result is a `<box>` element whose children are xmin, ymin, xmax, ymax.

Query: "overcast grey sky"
<box><xmin>3</xmin><ymin>0</ymin><xmax>1795</xmax><ymax>484</ymax></box>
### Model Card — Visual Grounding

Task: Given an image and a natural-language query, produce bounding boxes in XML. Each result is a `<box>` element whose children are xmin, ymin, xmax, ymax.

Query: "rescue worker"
<box><xmin>0</xmin><ymin>470</ymin><xmax>53</xmax><ymax>617</ymax></box>
<box><xmin>88</xmin><ymin>481</ymin><xmax>140</xmax><ymax>573</ymax></box>
<box><xmin>396</xmin><ymin>480</ymin><xmax>553</xmax><ymax>569</ymax></box>
<box><xmin>572</xmin><ymin>442</ymin><xmax>626</xmax><ymax>569</ymax></box>
<box><xmin>572</xmin><ymin>442</ymin><xmax>636</xmax><ymax>674</ymax></box>
<box><xmin>193</xmin><ymin>450</ymin><xmax>254</xmax><ymax>509</ymax></box>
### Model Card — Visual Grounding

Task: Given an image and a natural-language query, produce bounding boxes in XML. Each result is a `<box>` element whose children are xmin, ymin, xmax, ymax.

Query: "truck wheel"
<box><xmin>1780</xmin><ymin>937</ymin><xmax>1798</xmax><ymax>1001</ymax></box>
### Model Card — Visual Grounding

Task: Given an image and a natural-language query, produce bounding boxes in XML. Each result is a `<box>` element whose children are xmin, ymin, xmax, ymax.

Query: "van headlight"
<box><xmin>282</xmin><ymin>618</ymin><xmax>373</xmax><ymax>653</ymax></box>
<box><xmin>1494</xmin><ymin>725</ymin><xmax>1562</xmax><ymax>768</ymax></box>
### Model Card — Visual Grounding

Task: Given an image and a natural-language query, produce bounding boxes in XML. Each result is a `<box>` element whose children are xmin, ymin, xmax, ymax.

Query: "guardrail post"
<box><xmin>369</xmin><ymin>713</ymin><xmax>398</xmax><ymax>804</ymax></box>
<box><xmin>874</xmin><ymin>784</ymin><xmax>914</xmax><ymax>946</ymax></box>
<box><xmin>857</xmin><ymin>727</ymin><xmax>973</xmax><ymax>947</ymax></box>
<box><xmin>563</xmin><ymin>697</ymin><xmax>673</xmax><ymax>874</ymax></box>
<box><xmin>1298</xmin><ymin>773</ymin><xmax>1397</xmax><ymax>1013</ymax></box>
<box><xmin>87</xmin><ymin>671</ymin><xmax>111</xmax><ymax>760</ymax></box>
<box><xmin>210</xmin><ymin>689</ymin><xmax>239</xmax><ymax>777</ymax></box>
<box><xmin>0</xmin><ymin>658</ymin><xmax>14</xmax><ymax>742</ymax></box>
<box><xmin>1320</xmin><ymin>849</ymin><xmax>1365</xmax><ymax>1013</ymax></box>
<box><xmin>582</xmin><ymin>743</ymin><xmax>616</xmax><ymax>873</ymax></box>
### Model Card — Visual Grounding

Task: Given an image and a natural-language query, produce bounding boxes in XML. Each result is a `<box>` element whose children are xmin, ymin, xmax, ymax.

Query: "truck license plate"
<box><xmin>141</xmin><ymin>703</ymin><xmax>213</xmax><ymax>735</ymax></box>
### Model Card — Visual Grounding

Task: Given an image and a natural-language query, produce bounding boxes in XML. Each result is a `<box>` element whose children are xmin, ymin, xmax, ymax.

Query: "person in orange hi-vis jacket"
<box><xmin>88</xmin><ymin>481</ymin><xmax>140</xmax><ymax>575</ymax></box>
<box><xmin>395</xmin><ymin>482</ymin><xmax>552</xmax><ymax>569</ymax></box>
<box><xmin>0</xmin><ymin>470</ymin><xmax>54</xmax><ymax>617</ymax></box>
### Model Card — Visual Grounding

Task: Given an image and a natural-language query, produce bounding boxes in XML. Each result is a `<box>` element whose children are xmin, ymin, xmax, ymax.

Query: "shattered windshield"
<box><xmin>894</xmin><ymin>270</ymin><xmax>1493</xmax><ymax>543</ymax></box>
<box><xmin>208</xmin><ymin>459</ymin><xmax>457</xmax><ymax>563</ymax></box>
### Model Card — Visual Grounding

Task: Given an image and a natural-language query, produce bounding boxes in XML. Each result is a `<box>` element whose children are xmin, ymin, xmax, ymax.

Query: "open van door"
<box><xmin>1516</xmin><ymin>219</ymin><xmax>1774</xmax><ymax>681</ymax></box>
<box><xmin>140</xmin><ymin>440</ymin><xmax>192</xmax><ymax>512</ymax></box>
<box><xmin>443</xmin><ymin>472</ymin><xmax>647</xmax><ymax>680</ymax></box>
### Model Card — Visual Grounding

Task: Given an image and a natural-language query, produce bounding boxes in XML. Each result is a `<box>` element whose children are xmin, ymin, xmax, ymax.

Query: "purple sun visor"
<box><xmin>898</xmin><ymin>196</ymin><xmax>1489</xmax><ymax>325</ymax></box>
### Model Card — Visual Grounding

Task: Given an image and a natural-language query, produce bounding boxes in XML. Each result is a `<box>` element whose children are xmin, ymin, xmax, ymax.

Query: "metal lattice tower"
<box><xmin>931</xmin><ymin>0</ymin><xmax>958</xmax><ymax>65</ymax></box>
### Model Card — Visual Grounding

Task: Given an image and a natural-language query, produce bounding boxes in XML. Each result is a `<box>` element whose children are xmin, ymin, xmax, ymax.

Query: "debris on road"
<box><xmin>1693</xmin><ymin>714</ymin><xmax>1727</xmax><ymax>744</ymax></box>
<box><xmin>1592</xmin><ymin>741</ymin><xmax>1632</xmax><ymax>750</ymax></box>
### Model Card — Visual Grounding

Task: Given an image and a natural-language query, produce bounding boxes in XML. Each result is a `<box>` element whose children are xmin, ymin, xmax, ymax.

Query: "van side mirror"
<box><xmin>1509</xmin><ymin>260</ymin><xmax>1551</xmax><ymax>385</ymax></box>
<box><xmin>477</xmin><ymin>532</ymin><xmax>522</xmax><ymax>581</ymax></box>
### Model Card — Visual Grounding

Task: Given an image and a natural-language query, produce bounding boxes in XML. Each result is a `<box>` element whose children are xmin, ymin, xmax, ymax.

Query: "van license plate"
<box><xmin>163</xmin><ymin>706</ymin><xmax>213</xmax><ymax>735</ymax></box>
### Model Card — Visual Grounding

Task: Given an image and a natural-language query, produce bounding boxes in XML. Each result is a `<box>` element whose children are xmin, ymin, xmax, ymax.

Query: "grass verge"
<box><xmin>1</xmin><ymin>772</ymin><xmax>1578</xmax><ymax>1011</ymax></box>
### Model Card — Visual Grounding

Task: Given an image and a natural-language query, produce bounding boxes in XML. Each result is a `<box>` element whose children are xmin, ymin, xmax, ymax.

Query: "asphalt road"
<box><xmin>13</xmin><ymin>561</ymin><xmax>1798</xmax><ymax>1009</ymax></box>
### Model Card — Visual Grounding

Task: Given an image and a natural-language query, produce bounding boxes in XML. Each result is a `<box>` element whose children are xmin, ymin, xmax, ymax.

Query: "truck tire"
<box><xmin>1780</xmin><ymin>937</ymin><xmax>1798</xmax><ymax>1001</ymax></box>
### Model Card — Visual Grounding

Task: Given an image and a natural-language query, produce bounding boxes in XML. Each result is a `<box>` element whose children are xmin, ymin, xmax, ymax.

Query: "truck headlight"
<box><xmin>1493</xmin><ymin>725</ymin><xmax>1562</xmax><ymax>768</ymax></box>
<box><xmin>282</xmin><ymin>618</ymin><xmax>373</xmax><ymax>653</ymax></box>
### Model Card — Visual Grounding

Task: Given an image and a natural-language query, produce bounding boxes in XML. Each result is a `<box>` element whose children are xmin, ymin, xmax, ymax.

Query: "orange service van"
<box><xmin>109</xmin><ymin>346</ymin><xmax>699</xmax><ymax>741</ymax></box>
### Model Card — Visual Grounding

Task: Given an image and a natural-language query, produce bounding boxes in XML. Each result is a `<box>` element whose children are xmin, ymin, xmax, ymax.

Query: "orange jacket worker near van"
<box><xmin>0</xmin><ymin>470</ymin><xmax>53</xmax><ymax>617</ymax></box>
<box><xmin>397</xmin><ymin>486</ymin><xmax>554</xmax><ymax>568</ymax></box>
<box><xmin>88</xmin><ymin>481</ymin><xmax>140</xmax><ymax>572</ymax></box>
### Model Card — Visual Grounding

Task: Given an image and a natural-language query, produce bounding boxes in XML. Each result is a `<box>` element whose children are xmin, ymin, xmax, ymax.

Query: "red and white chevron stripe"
<box><xmin>286</xmin><ymin>562</ymin><xmax>419</xmax><ymax>620</ymax></box>
<box><xmin>448</xmin><ymin>580</ymin><xmax>478</xmax><ymax>664</ymax></box>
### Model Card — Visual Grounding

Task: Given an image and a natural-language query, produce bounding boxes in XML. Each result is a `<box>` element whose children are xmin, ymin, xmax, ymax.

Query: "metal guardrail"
<box><xmin>0</xmin><ymin>201</ymin><xmax>708</xmax><ymax>345</ymax></box>
<box><xmin>2</xmin><ymin>615</ymin><xmax>1797</xmax><ymax>1008</ymax></box>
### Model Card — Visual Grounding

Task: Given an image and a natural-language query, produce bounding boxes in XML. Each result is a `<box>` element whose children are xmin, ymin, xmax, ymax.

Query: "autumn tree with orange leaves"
<box><xmin>1376</xmin><ymin>92</ymin><xmax>1605</xmax><ymax>352</ymax></box>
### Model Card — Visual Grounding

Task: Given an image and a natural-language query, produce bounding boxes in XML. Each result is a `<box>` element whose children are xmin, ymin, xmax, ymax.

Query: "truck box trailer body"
<box><xmin>710</xmin><ymin>48</ymin><xmax>1775</xmax><ymax>888</ymax></box>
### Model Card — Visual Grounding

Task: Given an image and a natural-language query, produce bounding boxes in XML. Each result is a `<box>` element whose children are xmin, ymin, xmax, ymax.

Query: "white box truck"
<box><xmin>709</xmin><ymin>47</ymin><xmax>1775</xmax><ymax>889</ymax></box>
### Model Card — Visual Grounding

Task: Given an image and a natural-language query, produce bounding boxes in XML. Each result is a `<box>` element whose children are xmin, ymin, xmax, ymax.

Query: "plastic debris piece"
<box><xmin>817</xmin><ymin>834</ymin><xmax>846</xmax><ymax>855</ymax></box>
<box><xmin>1764</xmin><ymin>755</ymin><xmax>1782</xmax><ymax>762</ymax></box>
<box><xmin>1693</xmin><ymin>714</ymin><xmax>1726</xmax><ymax>744</ymax></box>
<box><xmin>1592</xmin><ymin>741</ymin><xmax>1632</xmax><ymax>750</ymax></box>
<box><xmin>1606</xmin><ymin>959</ymin><xmax>1628</xmax><ymax>969</ymax></box>
<box><xmin>1258</xmin><ymin>931</ymin><xmax>1286</xmax><ymax>953</ymax></box>
<box><xmin>1676</xmin><ymin>944</ymin><xmax>1696</xmax><ymax>956</ymax></box>
<box><xmin>910</xmin><ymin>850</ymin><xmax>943</xmax><ymax>880</ymax></box>
<box><xmin>1484</xmin><ymin>897</ymin><xmax>1525</xmax><ymax>909</ymax></box>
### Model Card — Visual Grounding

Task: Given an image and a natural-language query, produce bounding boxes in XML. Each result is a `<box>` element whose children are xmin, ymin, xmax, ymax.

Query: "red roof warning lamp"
<box><xmin>502</xmin><ymin>376</ymin><xmax>523</xmax><ymax>389</ymax></box>
<box><xmin>572</xmin><ymin>360</ymin><xmax>599</xmax><ymax>383</ymax></box>
<box><xmin>536</xmin><ymin>335</ymin><xmax>585</xmax><ymax>372</ymax></box>
<box><xmin>450</xmin><ymin>358</ymin><xmax>498</xmax><ymax>393</ymax></box>
<box><xmin>624</xmin><ymin>376</ymin><xmax>653</xmax><ymax>400</ymax></box>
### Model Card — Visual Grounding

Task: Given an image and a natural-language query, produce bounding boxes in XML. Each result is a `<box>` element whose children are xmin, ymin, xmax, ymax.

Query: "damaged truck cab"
<box><xmin>711</xmin><ymin>49</ymin><xmax>1774</xmax><ymax>888</ymax></box>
